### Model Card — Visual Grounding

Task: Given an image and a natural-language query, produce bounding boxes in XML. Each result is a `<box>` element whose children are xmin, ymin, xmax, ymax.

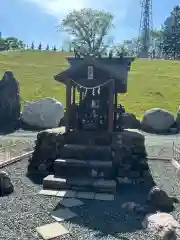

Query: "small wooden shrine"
<box><xmin>54</xmin><ymin>55</ymin><xmax>134</xmax><ymax>132</ymax></box>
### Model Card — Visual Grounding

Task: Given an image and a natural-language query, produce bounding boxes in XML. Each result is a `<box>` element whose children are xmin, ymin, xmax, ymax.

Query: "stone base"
<box><xmin>27</xmin><ymin>129</ymin><xmax>150</xmax><ymax>187</ymax></box>
<box><xmin>111</xmin><ymin>130</ymin><xmax>150</xmax><ymax>183</ymax></box>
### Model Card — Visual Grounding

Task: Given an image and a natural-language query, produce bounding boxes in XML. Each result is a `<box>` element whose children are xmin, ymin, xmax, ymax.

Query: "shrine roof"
<box><xmin>54</xmin><ymin>56</ymin><xmax>134</xmax><ymax>86</ymax></box>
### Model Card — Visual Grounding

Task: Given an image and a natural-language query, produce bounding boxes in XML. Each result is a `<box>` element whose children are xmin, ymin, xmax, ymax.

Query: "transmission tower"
<box><xmin>138</xmin><ymin>0</ymin><xmax>153</xmax><ymax>58</ymax></box>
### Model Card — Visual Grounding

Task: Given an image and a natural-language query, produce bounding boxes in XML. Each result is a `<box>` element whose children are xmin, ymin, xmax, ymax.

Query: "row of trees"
<box><xmin>25</xmin><ymin>42</ymin><xmax>61</xmax><ymax>52</ymax></box>
<box><xmin>0</xmin><ymin>36</ymin><xmax>72</xmax><ymax>52</ymax></box>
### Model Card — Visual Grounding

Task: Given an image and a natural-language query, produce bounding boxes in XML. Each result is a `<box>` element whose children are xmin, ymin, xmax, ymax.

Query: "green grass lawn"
<box><xmin>0</xmin><ymin>50</ymin><xmax>180</xmax><ymax>119</ymax></box>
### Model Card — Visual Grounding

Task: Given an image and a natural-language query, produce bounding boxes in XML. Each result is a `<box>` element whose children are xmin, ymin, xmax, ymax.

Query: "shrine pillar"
<box><xmin>65</xmin><ymin>79</ymin><xmax>72</xmax><ymax>132</ymax></box>
<box><xmin>114</xmin><ymin>92</ymin><xmax>118</xmax><ymax>130</ymax></box>
<box><xmin>108</xmin><ymin>79</ymin><xmax>114</xmax><ymax>132</ymax></box>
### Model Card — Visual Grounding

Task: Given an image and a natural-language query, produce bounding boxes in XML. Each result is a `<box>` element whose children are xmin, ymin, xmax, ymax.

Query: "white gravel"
<box><xmin>0</xmin><ymin>158</ymin><xmax>180</xmax><ymax>240</ymax></box>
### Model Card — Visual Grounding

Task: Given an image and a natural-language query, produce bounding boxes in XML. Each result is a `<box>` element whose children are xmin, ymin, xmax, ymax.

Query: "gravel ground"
<box><xmin>0</xmin><ymin>130</ymin><xmax>180</xmax><ymax>239</ymax></box>
<box><xmin>0</xmin><ymin>139</ymin><xmax>34</xmax><ymax>161</ymax></box>
<box><xmin>0</xmin><ymin>158</ymin><xmax>180</xmax><ymax>240</ymax></box>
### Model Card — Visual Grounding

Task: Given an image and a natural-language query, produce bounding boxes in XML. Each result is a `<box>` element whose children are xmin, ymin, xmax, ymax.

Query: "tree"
<box><xmin>115</xmin><ymin>29</ymin><xmax>163</xmax><ymax>58</ymax></box>
<box><xmin>161</xmin><ymin>5</ymin><xmax>180</xmax><ymax>59</ymax></box>
<box><xmin>0</xmin><ymin>38</ymin><xmax>8</xmax><ymax>51</ymax></box>
<box><xmin>69</xmin><ymin>45</ymin><xmax>72</xmax><ymax>52</ymax></box>
<box><xmin>53</xmin><ymin>45</ymin><xmax>57</xmax><ymax>51</ymax></box>
<box><xmin>38</xmin><ymin>42</ymin><xmax>42</xmax><ymax>51</ymax></box>
<box><xmin>4</xmin><ymin>37</ymin><xmax>24</xmax><ymax>49</ymax></box>
<box><xmin>31</xmin><ymin>41</ymin><xmax>34</xmax><ymax>50</ymax></box>
<box><xmin>46</xmin><ymin>44</ymin><xmax>49</xmax><ymax>51</ymax></box>
<box><xmin>60</xmin><ymin>8</ymin><xmax>114</xmax><ymax>55</ymax></box>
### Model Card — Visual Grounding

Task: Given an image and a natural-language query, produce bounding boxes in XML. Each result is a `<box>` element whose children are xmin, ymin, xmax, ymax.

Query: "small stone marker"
<box><xmin>76</xmin><ymin>191</ymin><xmax>95</xmax><ymax>200</ymax></box>
<box><xmin>59</xmin><ymin>198</ymin><xmax>84</xmax><ymax>207</ymax></box>
<box><xmin>51</xmin><ymin>208</ymin><xmax>77</xmax><ymax>222</ymax></box>
<box><xmin>56</xmin><ymin>190</ymin><xmax>76</xmax><ymax>198</ymax></box>
<box><xmin>38</xmin><ymin>189</ymin><xmax>58</xmax><ymax>196</ymax></box>
<box><xmin>36</xmin><ymin>222</ymin><xmax>69</xmax><ymax>240</ymax></box>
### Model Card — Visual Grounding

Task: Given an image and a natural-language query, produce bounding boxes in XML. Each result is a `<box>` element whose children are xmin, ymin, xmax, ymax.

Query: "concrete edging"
<box><xmin>0</xmin><ymin>151</ymin><xmax>33</xmax><ymax>169</ymax></box>
<box><xmin>147</xmin><ymin>156</ymin><xmax>171</xmax><ymax>162</ymax></box>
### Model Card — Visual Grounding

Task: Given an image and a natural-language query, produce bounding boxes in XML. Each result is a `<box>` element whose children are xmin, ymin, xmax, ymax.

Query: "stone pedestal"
<box><xmin>112</xmin><ymin>130</ymin><xmax>151</xmax><ymax>183</ymax></box>
<box><xmin>27</xmin><ymin>128</ymin><xmax>65</xmax><ymax>174</ymax></box>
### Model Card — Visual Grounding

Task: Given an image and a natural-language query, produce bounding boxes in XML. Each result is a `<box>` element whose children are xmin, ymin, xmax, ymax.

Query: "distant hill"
<box><xmin>0</xmin><ymin>51</ymin><xmax>179</xmax><ymax>118</ymax></box>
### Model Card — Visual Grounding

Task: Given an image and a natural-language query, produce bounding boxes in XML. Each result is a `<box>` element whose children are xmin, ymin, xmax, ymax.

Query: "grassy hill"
<box><xmin>0</xmin><ymin>50</ymin><xmax>180</xmax><ymax>118</ymax></box>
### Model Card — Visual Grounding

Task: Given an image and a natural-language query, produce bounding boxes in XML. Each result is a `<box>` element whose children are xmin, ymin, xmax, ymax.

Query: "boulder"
<box><xmin>122</xmin><ymin>202</ymin><xmax>180</xmax><ymax>239</ymax></box>
<box><xmin>27</xmin><ymin>127</ymin><xmax>65</xmax><ymax>174</ymax></box>
<box><xmin>147</xmin><ymin>186</ymin><xmax>179</xmax><ymax>211</ymax></box>
<box><xmin>0</xmin><ymin>171</ymin><xmax>14</xmax><ymax>196</ymax></box>
<box><xmin>121</xmin><ymin>112</ymin><xmax>140</xmax><ymax>129</ymax></box>
<box><xmin>142</xmin><ymin>212</ymin><xmax>180</xmax><ymax>239</ymax></box>
<box><xmin>0</xmin><ymin>71</ymin><xmax>20</xmax><ymax>126</ymax></box>
<box><xmin>21</xmin><ymin>98</ymin><xmax>64</xmax><ymax>129</ymax></box>
<box><xmin>176</xmin><ymin>106</ymin><xmax>180</xmax><ymax>130</ymax></box>
<box><xmin>141</xmin><ymin>108</ymin><xmax>175</xmax><ymax>133</ymax></box>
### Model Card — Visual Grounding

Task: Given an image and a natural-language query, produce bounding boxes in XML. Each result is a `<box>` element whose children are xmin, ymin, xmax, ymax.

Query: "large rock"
<box><xmin>121</xmin><ymin>112</ymin><xmax>140</xmax><ymax>129</ymax></box>
<box><xmin>141</xmin><ymin>108</ymin><xmax>175</xmax><ymax>133</ymax></box>
<box><xmin>142</xmin><ymin>212</ymin><xmax>180</xmax><ymax>239</ymax></box>
<box><xmin>176</xmin><ymin>106</ymin><xmax>180</xmax><ymax>130</ymax></box>
<box><xmin>147</xmin><ymin>186</ymin><xmax>179</xmax><ymax>211</ymax></box>
<box><xmin>122</xmin><ymin>202</ymin><xmax>180</xmax><ymax>239</ymax></box>
<box><xmin>21</xmin><ymin>98</ymin><xmax>64</xmax><ymax>128</ymax></box>
<box><xmin>0</xmin><ymin>71</ymin><xmax>20</xmax><ymax>126</ymax></box>
<box><xmin>0</xmin><ymin>171</ymin><xmax>14</xmax><ymax>196</ymax></box>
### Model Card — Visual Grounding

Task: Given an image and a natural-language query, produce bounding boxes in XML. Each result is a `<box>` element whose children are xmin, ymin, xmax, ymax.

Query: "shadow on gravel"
<box><xmin>26</xmin><ymin>173</ymin><xmax>44</xmax><ymax>185</ymax></box>
<box><xmin>0</xmin><ymin>124</ymin><xmax>20</xmax><ymax>135</ymax></box>
<box><xmin>20</xmin><ymin>121</ymin><xmax>46</xmax><ymax>132</ymax></box>
<box><xmin>55</xmin><ymin>180</ymin><xmax>155</xmax><ymax>238</ymax></box>
<box><xmin>0</xmin><ymin>121</ymin><xmax>45</xmax><ymax>136</ymax></box>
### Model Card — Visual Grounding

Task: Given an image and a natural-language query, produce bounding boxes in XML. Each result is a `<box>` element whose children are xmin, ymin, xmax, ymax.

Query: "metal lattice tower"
<box><xmin>138</xmin><ymin>0</ymin><xmax>153</xmax><ymax>58</ymax></box>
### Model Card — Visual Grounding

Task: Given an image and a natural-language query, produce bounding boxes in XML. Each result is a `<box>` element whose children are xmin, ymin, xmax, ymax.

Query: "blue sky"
<box><xmin>0</xmin><ymin>0</ymin><xmax>179</xmax><ymax>49</ymax></box>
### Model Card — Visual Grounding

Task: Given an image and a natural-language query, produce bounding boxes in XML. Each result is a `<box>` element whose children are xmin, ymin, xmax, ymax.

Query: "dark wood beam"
<box><xmin>114</xmin><ymin>92</ymin><xmax>118</xmax><ymax>131</ymax></box>
<box><xmin>72</xmin><ymin>86</ymin><xmax>76</xmax><ymax>104</ymax></box>
<box><xmin>65</xmin><ymin>79</ymin><xmax>72</xmax><ymax>132</ymax></box>
<box><xmin>108</xmin><ymin>80</ymin><xmax>114</xmax><ymax>132</ymax></box>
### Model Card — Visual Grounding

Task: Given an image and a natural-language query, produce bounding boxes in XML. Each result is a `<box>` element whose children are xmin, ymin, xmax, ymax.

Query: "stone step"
<box><xmin>53</xmin><ymin>159</ymin><xmax>113</xmax><ymax>177</ymax></box>
<box><xmin>43</xmin><ymin>175</ymin><xmax>116</xmax><ymax>193</ymax></box>
<box><xmin>54</xmin><ymin>158</ymin><xmax>112</xmax><ymax>168</ymax></box>
<box><xmin>60</xmin><ymin>144</ymin><xmax>111</xmax><ymax>160</ymax></box>
<box><xmin>65</xmin><ymin>131</ymin><xmax>112</xmax><ymax>145</ymax></box>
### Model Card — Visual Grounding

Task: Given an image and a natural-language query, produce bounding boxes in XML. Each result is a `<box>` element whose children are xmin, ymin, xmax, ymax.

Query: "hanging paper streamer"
<box><xmin>98</xmin><ymin>87</ymin><xmax>100</xmax><ymax>95</ymax></box>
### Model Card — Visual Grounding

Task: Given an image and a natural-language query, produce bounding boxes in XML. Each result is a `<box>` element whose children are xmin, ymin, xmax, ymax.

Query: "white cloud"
<box><xmin>25</xmin><ymin>0</ymin><xmax>136</xmax><ymax>21</ymax></box>
<box><xmin>26</xmin><ymin>0</ymin><xmax>88</xmax><ymax>18</ymax></box>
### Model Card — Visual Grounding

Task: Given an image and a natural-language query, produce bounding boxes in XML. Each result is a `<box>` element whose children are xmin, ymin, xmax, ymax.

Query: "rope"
<box><xmin>70</xmin><ymin>78</ymin><xmax>113</xmax><ymax>90</ymax></box>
